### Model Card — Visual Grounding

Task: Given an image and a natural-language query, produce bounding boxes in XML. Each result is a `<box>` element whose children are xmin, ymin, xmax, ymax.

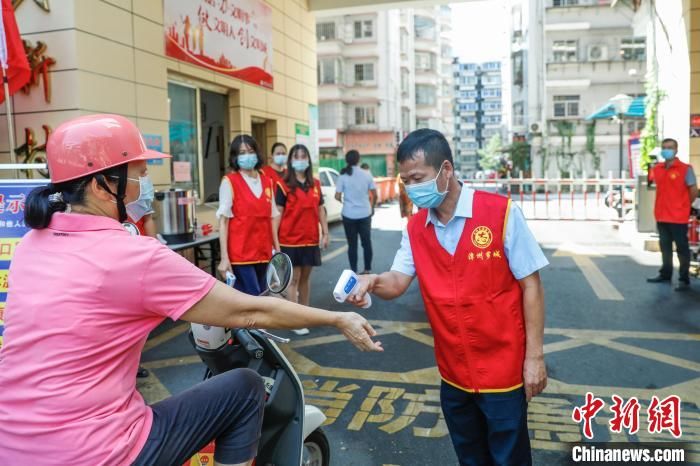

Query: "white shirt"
<box><xmin>216</xmin><ymin>173</ymin><xmax>280</xmax><ymax>219</ymax></box>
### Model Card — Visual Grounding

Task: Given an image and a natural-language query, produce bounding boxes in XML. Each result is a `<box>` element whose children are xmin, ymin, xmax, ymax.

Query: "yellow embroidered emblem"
<box><xmin>265</xmin><ymin>187</ymin><xmax>272</xmax><ymax>198</ymax></box>
<box><xmin>670</xmin><ymin>173</ymin><xmax>678</xmax><ymax>180</ymax></box>
<box><xmin>471</xmin><ymin>226</ymin><xmax>493</xmax><ymax>249</ymax></box>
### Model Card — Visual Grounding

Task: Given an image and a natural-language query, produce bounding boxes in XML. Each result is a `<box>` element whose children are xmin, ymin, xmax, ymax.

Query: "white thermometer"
<box><xmin>333</xmin><ymin>269</ymin><xmax>372</xmax><ymax>309</ymax></box>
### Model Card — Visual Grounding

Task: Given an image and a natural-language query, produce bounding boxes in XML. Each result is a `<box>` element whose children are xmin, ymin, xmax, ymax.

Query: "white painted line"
<box><xmin>322</xmin><ymin>245</ymin><xmax>349</xmax><ymax>262</ymax></box>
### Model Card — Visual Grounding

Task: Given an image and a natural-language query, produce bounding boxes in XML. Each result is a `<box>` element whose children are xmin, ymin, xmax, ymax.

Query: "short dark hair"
<box><xmin>270</xmin><ymin>142</ymin><xmax>286</xmax><ymax>155</ymax></box>
<box><xmin>229</xmin><ymin>135</ymin><xmax>263</xmax><ymax>171</ymax></box>
<box><xmin>662</xmin><ymin>138</ymin><xmax>678</xmax><ymax>149</ymax></box>
<box><xmin>397</xmin><ymin>129</ymin><xmax>453</xmax><ymax>170</ymax></box>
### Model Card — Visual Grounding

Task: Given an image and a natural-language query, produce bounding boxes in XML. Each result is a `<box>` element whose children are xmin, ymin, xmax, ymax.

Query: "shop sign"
<box><xmin>164</xmin><ymin>0</ymin><xmax>273</xmax><ymax>89</ymax></box>
<box><xmin>143</xmin><ymin>134</ymin><xmax>164</xmax><ymax>165</ymax></box>
<box><xmin>0</xmin><ymin>179</ymin><xmax>49</xmax><ymax>347</ymax></box>
<box><xmin>295</xmin><ymin>122</ymin><xmax>310</xmax><ymax>154</ymax></box>
<box><xmin>691</xmin><ymin>114</ymin><xmax>700</xmax><ymax>138</ymax></box>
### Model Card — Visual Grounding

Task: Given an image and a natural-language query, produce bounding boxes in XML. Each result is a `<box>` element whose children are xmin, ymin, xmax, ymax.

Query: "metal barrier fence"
<box><xmin>462</xmin><ymin>173</ymin><xmax>637</xmax><ymax>221</ymax></box>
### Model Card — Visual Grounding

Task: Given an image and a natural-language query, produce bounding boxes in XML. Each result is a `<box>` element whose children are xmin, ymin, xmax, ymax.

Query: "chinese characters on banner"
<box><xmin>0</xmin><ymin>181</ymin><xmax>48</xmax><ymax>347</ymax></box>
<box><xmin>164</xmin><ymin>0</ymin><xmax>273</xmax><ymax>89</ymax></box>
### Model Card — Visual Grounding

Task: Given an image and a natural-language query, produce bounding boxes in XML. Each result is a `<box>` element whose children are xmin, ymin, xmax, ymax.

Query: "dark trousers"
<box><xmin>133</xmin><ymin>368</ymin><xmax>265</xmax><ymax>466</ymax></box>
<box><xmin>342</xmin><ymin>215</ymin><xmax>373</xmax><ymax>272</ymax></box>
<box><xmin>440</xmin><ymin>382</ymin><xmax>532</xmax><ymax>466</ymax></box>
<box><xmin>232</xmin><ymin>263</ymin><xmax>268</xmax><ymax>295</ymax></box>
<box><xmin>657</xmin><ymin>222</ymin><xmax>690</xmax><ymax>283</ymax></box>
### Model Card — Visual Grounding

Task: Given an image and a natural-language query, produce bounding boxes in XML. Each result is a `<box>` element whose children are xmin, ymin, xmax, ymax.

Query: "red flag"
<box><xmin>0</xmin><ymin>0</ymin><xmax>29</xmax><ymax>103</ymax></box>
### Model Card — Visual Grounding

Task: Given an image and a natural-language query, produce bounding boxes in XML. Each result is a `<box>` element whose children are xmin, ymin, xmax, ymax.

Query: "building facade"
<box><xmin>315</xmin><ymin>5</ymin><xmax>453</xmax><ymax>176</ymax></box>
<box><xmin>507</xmin><ymin>0</ymin><xmax>646</xmax><ymax>178</ymax></box>
<box><xmin>453</xmin><ymin>61</ymin><xmax>504</xmax><ymax>175</ymax></box>
<box><xmin>5</xmin><ymin>0</ymin><xmax>317</xmax><ymax>208</ymax></box>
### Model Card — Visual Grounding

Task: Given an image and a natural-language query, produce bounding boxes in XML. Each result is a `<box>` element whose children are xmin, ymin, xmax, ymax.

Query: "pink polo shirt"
<box><xmin>0</xmin><ymin>213</ymin><xmax>216</xmax><ymax>465</ymax></box>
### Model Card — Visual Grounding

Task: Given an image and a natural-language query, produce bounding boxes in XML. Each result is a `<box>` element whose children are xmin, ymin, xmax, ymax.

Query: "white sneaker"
<box><xmin>292</xmin><ymin>328</ymin><xmax>310</xmax><ymax>336</ymax></box>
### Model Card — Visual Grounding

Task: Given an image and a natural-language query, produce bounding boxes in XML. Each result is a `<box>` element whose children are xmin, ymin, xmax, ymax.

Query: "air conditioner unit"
<box><xmin>530</xmin><ymin>122</ymin><xmax>543</xmax><ymax>134</ymax></box>
<box><xmin>588</xmin><ymin>44</ymin><xmax>608</xmax><ymax>61</ymax></box>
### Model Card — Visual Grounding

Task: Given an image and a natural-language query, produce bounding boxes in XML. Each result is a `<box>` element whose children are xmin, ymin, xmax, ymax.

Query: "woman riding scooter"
<box><xmin>0</xmin><ymin>114</ymin><xmax>382</xmax><ymax>466</ymax></box>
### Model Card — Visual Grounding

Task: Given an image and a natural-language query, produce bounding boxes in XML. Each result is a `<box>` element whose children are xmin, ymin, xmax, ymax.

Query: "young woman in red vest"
<box><xmin>647</xmin><ymin>137</ymin><xmax>698</xmax><ymax>291</ymax></box>
<box><xmin>276</xmin><ymin>144</ymin><xmax>329</xmax><ymax>335</ymax></box>
<box><xmin>262</xmin><ymin>142</ymin><xmax>287</xmax><ymax>188</ymax></box>
<box><xmin>217</xmin><ymin>135</ymin><xmax>281</xmax><ymax>295</ymax></box>
<box><xmin>347</xmin><ymin>129</ymin><xmax>549</xmax><ymax>465</ymax></box>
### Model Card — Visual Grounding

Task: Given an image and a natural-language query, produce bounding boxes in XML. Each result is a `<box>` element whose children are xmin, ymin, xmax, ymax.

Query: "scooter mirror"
<box><xmin>266</xmin><ymin>252</ymin><xmax>293</xmax><ymax>294</ymax></box>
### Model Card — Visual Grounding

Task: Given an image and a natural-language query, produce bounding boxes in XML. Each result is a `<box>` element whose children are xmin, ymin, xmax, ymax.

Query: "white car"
<box><xmin>318</xmin><ymin>167</ymin><xmax>343</xmax><ymax>223</ymax></box>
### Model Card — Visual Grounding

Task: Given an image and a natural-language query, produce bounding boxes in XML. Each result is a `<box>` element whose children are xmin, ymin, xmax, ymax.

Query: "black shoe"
<box><xmin>647</xmin><ymin>275</ymin><xmax>671</xmax><ymax>283</ymax></box>
<box><xmin>675</xmin><ymin>281</ymin><xmax>690</xmax><ymax>292</ymax></box>
<box><xmin>137</xmin><ymin>367</ymin><xmax>149</xmax><ymax>378</ymax></box>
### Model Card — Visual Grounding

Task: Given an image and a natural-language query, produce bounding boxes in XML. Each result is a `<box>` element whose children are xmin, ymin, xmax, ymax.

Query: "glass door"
<box><xmin>168</xmin><ymin>82</ymin><xmax>201</xmax><ymax>195</ymax></box>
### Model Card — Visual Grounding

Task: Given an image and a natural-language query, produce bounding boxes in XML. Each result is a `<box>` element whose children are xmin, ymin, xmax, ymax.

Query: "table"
<box><xmin>167</xmin><ymin>233</ymin><xmax>220</xmax><ymax>277</ymax></box>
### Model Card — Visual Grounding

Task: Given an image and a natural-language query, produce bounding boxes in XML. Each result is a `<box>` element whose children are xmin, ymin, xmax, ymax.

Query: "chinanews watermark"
<box><xmin>567</xmin><ymin>392</ymin><xmax>695</xmax><ymax>464</ymax></box>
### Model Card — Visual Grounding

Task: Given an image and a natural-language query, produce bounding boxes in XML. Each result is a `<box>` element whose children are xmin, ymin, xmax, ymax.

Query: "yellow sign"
<box><xmin>471</xmin><ymin>226</ymin><xmax>493</xmax><ymax>249</ymax></box>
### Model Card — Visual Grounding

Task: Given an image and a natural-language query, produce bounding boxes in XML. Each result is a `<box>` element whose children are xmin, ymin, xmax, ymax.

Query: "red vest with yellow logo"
<box><xmin>226</xmin><ymin>172</ymin><xmax>274</xmax><ymax>264</ymax></box>
<box><xmin>278</xmin><ymin>179</ymin><xmax>322</xmax><ymax>247</ymax></box>
<box><xmin>407</xmin><ymin>190</ymin><xmax>525</xmax><ymax>393</ymax></box>
<box><xmin>652</xmin><ymin>159</ymin><xmax>691</xmax><ymax>224</ymax></box>
<box><xmin>262</xmin><ymin>165</ymin><xmax>285</xmax><ymax>188</ymax></box>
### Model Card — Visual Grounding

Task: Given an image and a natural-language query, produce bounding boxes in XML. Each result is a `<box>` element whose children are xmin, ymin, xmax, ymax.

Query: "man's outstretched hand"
<box><xmin>336</xmin><ymin>311</ymin><xmax>383</xmax><ymax>352</ymax></box>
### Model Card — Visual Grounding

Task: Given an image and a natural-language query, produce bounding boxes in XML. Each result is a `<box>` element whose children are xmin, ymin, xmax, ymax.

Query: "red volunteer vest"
<box><xmin>262</xmin><ymin>166</ymin><xmax>285</xmax><ymax>188</ymax></box>
<box><xmin>278</xmin><ymin>179</ymin><xmax>321</xmax><ymax>247</ymax></box>
<box><xmin>652</xmin><ymin>159</ymin><xmax>691</xmax><ymax>224</ymax></box>
<box><xmin>226</xmin><ymin>172</ymin><xmax>274</xmax><ymax>265</ymax></box>
<box><xmin>408</xmin><ymin>190</ymin><xmax>525</xmax><ymax>393</ymax></box>
<box><xmin>123</xmin><ymin>216</ymin><xmax>147</xmax><ymax>236</ymax></box>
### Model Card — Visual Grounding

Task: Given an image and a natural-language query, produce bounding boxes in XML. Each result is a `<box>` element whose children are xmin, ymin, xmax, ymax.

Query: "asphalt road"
<box><xmin>138</xmin><ymin>202</ymin><xmax>700</xmax><ymax>466</ymax></box>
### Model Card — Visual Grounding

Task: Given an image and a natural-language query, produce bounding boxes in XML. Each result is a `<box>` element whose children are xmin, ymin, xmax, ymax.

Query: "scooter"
<box><xmin>187</xmin><ymin>252</ymin><xmax>330</xmax><ymax>466</ymax></box>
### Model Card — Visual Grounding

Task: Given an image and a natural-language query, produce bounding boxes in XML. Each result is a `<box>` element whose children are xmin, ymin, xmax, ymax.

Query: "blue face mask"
<box><xmin>125</xmin><ymin>176</ymin><xmax>155</xmax><ymax>222</ymax></box>
<box><xmin>292</xmin><ymin>160</ymin><xmax>310</xmax><ymax>173</ymax></box>
<box><xmin>405</xmin><ymin>165</ymin><xmax>448</xmax><ymax>209</ymax></box>
<box><xmin>273</xmin><ymin>154</ymin><xmax>287</xmax><ymax>166</ymax></box>
<box><xmin>238</xmin><ymin>153</ymin><xmax>258</xmax><ymax>170</ymax></box>
<box><xmin>660</xmin><ymin>148</ymin><xmax>676</xmax><ymax>160</ymax></box>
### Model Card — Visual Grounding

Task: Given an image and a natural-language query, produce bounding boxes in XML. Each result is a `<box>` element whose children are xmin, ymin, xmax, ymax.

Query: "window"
<box><xmin>401</xmin><ymin>108</ymin><xmax>411</xmax><ymax>131</ymax></box>
<box><xmin>318</xmin><ymin>102</ymin><xmax>339</xmax><ymax>129</ymax></box>
<box><xmin>400</xmin><ymin>30</ymin><xmax>409</xmax><ymax>54</ymax></box>
<box><xmin>483</xmin><ymin>102</ymin><xmax>501</xmax><ymax>112</ymax></box>
<box><xmin>552</xmin><ymin>40</ymin><xmax>577</xmax><ymax>62</ymax></box>
<box><xmin>460</xmin><ymin>102</ymin><xmax>478</xmax><ymax>111</ymax></box>
<box><xmin>318</xmin><ymin>58</ymin><xmax>341</xmax><ymax>85</ymax></box>
<box><xmin>553</xmin><ymin>95</ymin><xmax>580</xmax><ymax>117</ymax></box>
<box><xmin>319</xmin><ymin>171</ymin><xmax>331</xmax><ymax>187</ymax></box>
<box><xmin>513</xmin><ymin>101</ymin><xmax>525</xmax><ymax>126</ymax></box>
<box><xmin>483</xmin><ymin>62</ymin><xmax>500</xmax><ymax>70</ymax></box>
<box><xmin>512</xmin><ymin>51</ymin><xmax>524</xmax><ymax>86</ymax></box>
<box><xmin>168</xmin><ymin>83</ymin><xmax>200</xmax><ymax>194</ymax></box>
<box><xmin>552</xmin><ymin>0</ymin><xmax>579</xmax><ymax>6</ymax></box>
<box><xmin>401</xmin><ymin>69</ymin><xmax>409</xmax><ymax>94</ymax></box>
<box><xmin>627</xmin><ymin>120</ymin><xmax>645</xmax><ymax>134</ymax></box>
<box><xmin>415</xmin><ymin>52</ymin><xmax>436</xmax><ymax>71</ymax></box>
<box><xmin>354</xmin><ymin>63</ymin><xmax>374</xmax><ymax>82</ymax></box>
<box><xmin>416</xmin><ymin>118</ymin><xmax>430</xmax><ymax>129</ymax></box>
<box><xmin>620</xmin><ymin>37</ymin><xmax>646</xmax><ymax>61</ymax></box>
<box><xmin>316</xmin><ymin>22</ymin><xmax>336</xmax><ymax>41</ymax></box>
<box><xmin>482</xmin><ymin>89</ymin><xmax>502</xmax><ymax>98</ymax></box>
<box><xmin>416</xmin><ymin>85</ymin><xmax>437</xmax><ymax>105</ymax></box>
<box><xmin>354</xmin><ymin>106</ymin><xmax>376</xmax><ymax>125</ymax></box>
<box><xmin>354</xmin><ymin>20</ymin><xmax>373</xmax><ymax>39</ymax></box>
<box><xmin>414</xmin><ymin>16</ymin><xmax>436</xmax><ymax>40</ymax></box>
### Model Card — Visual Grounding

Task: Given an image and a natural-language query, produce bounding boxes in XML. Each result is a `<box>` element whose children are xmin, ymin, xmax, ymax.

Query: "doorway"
<box><xmin>200</xmin><ymin>89</ymin><xmax>228</xmax><ymax>203</ymax></box>
<box><xmin>251</xmin><ymin>119</ymin><xmax>267</xmax><ymax>160</ymax></box>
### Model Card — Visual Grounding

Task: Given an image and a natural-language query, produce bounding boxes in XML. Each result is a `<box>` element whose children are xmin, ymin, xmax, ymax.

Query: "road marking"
<box><xmin>553</xmin><ymin>248</ymin><xmax>624</xmax><ymax>301</ymax></box>
<box><xmin>143</xmin><ymin>323</ymin><xmax>188</xmax><ymax>352</ymax></box>
<box><xmin>322</xmin><ymin>245</ymin><xmax>348</xmax><ymax>262</ymax></box>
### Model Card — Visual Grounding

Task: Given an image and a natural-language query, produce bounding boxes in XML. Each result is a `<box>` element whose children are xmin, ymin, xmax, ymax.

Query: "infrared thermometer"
<box><xmin>333</xmin><ymin>269</ymin><xmax>372</xmax><ymax>309</ymax></box>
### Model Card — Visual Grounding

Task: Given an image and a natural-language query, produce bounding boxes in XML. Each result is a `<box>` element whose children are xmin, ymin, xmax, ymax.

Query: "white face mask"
<box><xmin>125</xmin><ymin>176</ymin><xmax>155</xmax><ymax>221</ymax></box>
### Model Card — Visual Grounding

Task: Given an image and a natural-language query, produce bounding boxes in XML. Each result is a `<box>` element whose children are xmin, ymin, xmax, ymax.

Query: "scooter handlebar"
<box><xmin>234</xmin><ymin>329</ymin><xmax>264</xmax><ymax>360</ymax></box>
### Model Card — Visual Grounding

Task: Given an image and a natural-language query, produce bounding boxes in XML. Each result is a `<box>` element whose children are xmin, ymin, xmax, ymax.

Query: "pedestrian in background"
<box><xmin>335</xmin><ymin>150</ymin><xmax>377</xmax><ymax>274</ymax></box>
<box><xmin>217</xmin><ymin>135</ymin><xmax>281</xmax><ymax>295</ymax></box>
<box><xmin>647</xmin><ymin>137</ymin><xmax>698</xmax><ymax>291</ymax></box>
<box><xmin>262</xmin><ymin>142</ymin><xmax>287</xmax><ymax>191</ymax></box>
<box><xmin>276</xmin><ymin>144</ymin><xmax>329</xmax><ymax>335</ymax></box>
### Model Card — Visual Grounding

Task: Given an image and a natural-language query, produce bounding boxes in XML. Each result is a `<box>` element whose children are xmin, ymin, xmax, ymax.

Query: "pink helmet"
<box><xmin>46</xmin><ymin>114</ymin><xmax>170</xmax><ymax>184</ymax></box>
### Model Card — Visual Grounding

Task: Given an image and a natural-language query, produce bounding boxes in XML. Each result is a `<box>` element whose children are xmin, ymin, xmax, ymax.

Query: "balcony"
<box><xmin>546</xmin><ymin>59</ymin><xmax>646</xmax><ymax>84</ymax></box>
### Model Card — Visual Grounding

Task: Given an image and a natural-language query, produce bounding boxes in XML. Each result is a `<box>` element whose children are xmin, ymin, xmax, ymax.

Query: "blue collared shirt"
<box><xmin>391</xmin><ymin>186</ymin><xmax>549</xmax><ymax>280</ymax></box>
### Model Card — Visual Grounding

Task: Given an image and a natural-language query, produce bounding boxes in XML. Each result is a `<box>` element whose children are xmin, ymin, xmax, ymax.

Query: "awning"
<box><xmin>585</xmin><ymin>95</ymin><xmax>646</xmax><ymax>120</ymax></box>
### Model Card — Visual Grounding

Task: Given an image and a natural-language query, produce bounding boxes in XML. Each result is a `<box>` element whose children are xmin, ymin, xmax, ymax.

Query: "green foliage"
<box><xmin>639</xmin><ymin>83</ymin><xmax>666</xmax><ymax>173</ymax></box>
<box><xmin>477</xmin><ymin>134</ymin><xmax>503</xmax><ymax>171</ymax></box>
<box><xmin>585</xmin><ymin>121</ymin><xmax>601</xmax><ymax>171</ymax></box>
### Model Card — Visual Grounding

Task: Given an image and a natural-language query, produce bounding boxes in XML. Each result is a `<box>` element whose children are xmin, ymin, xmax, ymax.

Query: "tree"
<box><xmin>477</xmin><ymin>134</ymin><xmax>503</xmax><ymax>171</ymax></box>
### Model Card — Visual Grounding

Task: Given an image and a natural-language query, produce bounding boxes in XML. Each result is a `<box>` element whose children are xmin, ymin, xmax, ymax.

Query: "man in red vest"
<box><xmin>647</xmin><ymin>138</ymin><xmax>698</xmax><ymax>291</ymax></box>
<box><xmin>349</xmin><ymin>129</ymin><xmax>548</xmax><ymax>465</ymax></box>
